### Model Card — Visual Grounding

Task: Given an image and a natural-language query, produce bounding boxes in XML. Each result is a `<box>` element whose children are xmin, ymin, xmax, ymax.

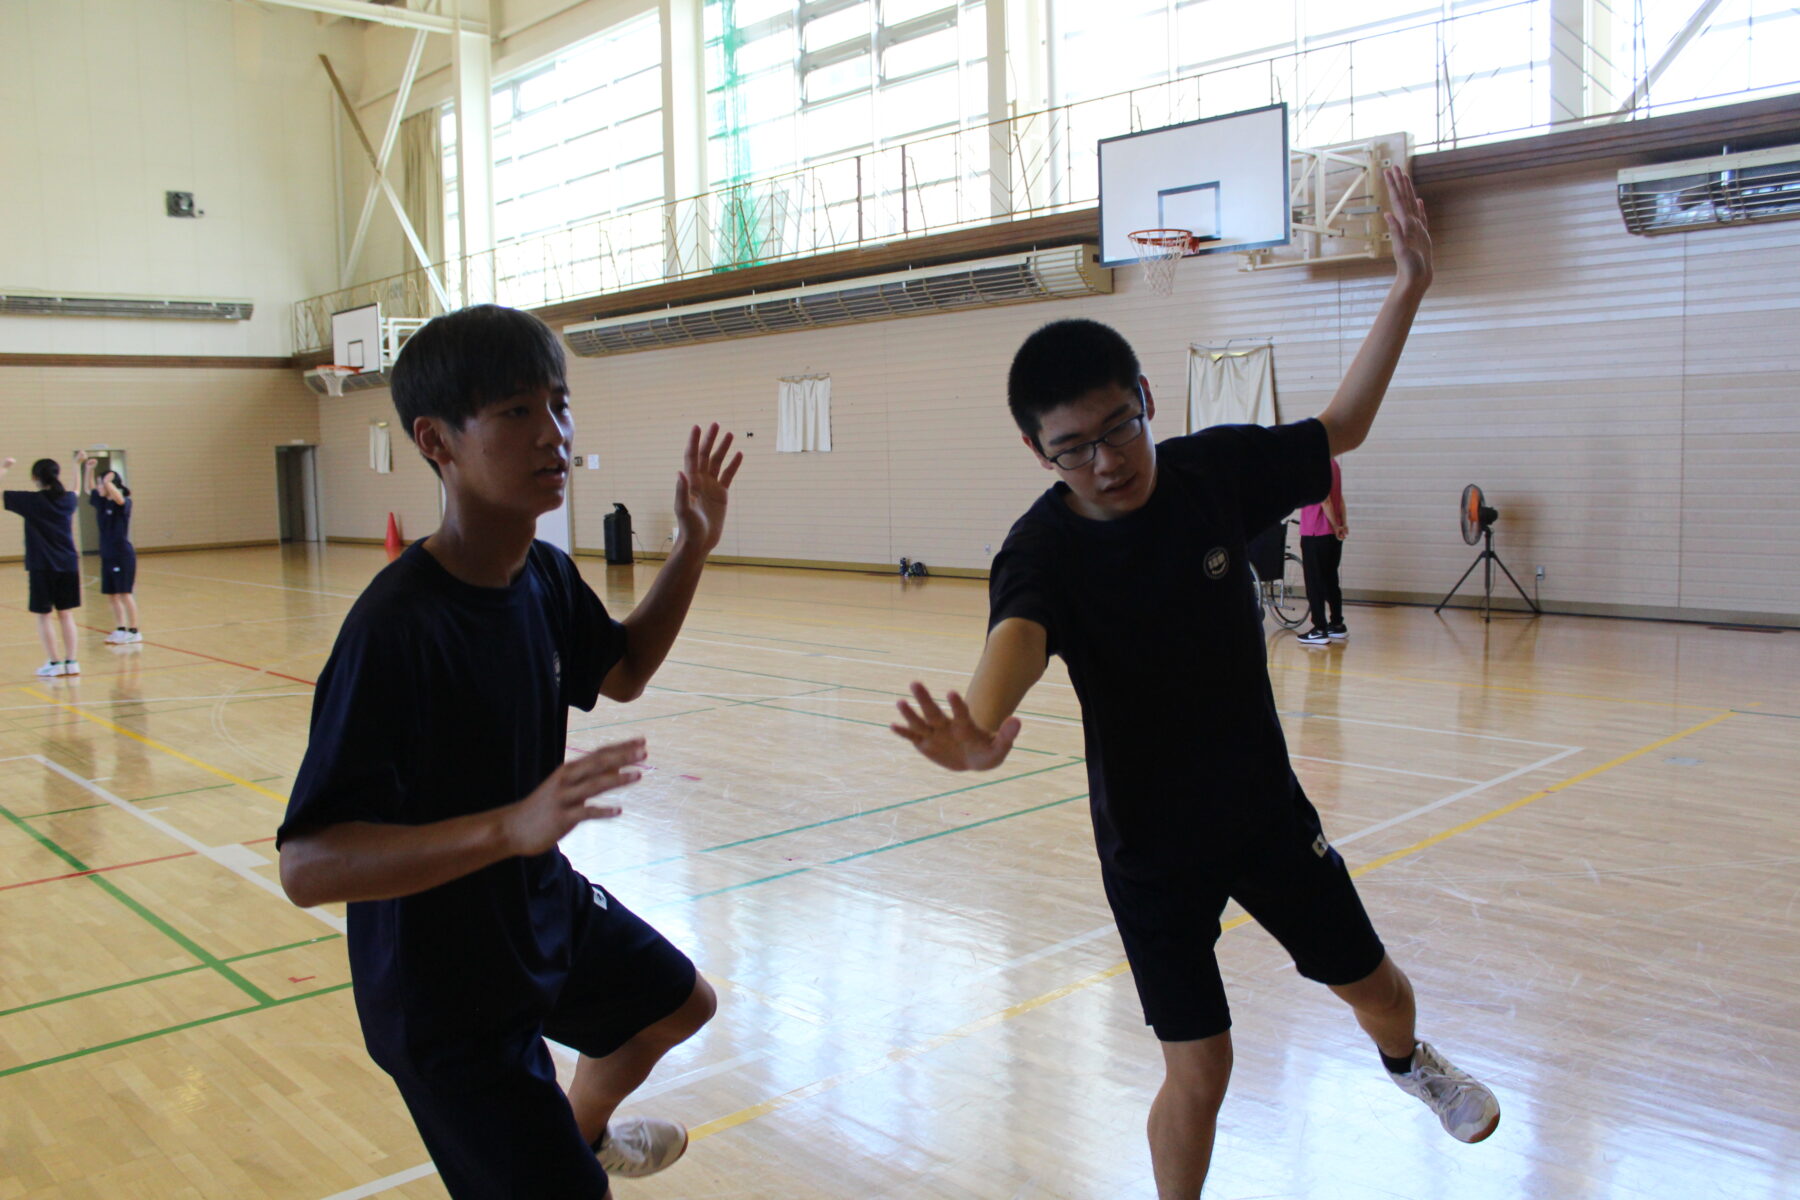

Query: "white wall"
<box><xmin>0</xmin><ymin>0</ymin><xmax>352</xmax><ymax>357</ymax></box>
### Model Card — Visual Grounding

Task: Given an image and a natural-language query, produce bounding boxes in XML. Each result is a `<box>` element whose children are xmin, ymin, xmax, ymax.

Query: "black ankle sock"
<box><xmin>1381</xmin><ymin>1048</ymin><xmax>1416</xmax><ymax>1075</ymax></box>
<box><xmin>128</xmin><ymin>627</ymin><xmax>138</xmax><ymax>633</ymax></box>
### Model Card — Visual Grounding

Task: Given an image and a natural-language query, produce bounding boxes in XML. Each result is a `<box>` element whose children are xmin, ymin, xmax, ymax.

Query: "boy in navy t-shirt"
<box><xmin>278</xmin><ymin>305</ymin><xmax>742</xmax><ymax>1198</ymax></box>
<box><xmin>891</xmin><ymin>170</ymin><xmax>1498</xmax><ymax>1197</ymax></box>
<box><xmin>2</xmin><ymin>455</ymin><xmax>83</xmax><ymax>676</ymax></box>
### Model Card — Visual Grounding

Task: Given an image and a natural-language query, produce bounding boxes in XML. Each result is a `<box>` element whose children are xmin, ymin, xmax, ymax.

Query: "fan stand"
<box><xmin>1435</xmin><ymin>525</ymin><xmax>1543</xmax><ymax>623</ymax></box>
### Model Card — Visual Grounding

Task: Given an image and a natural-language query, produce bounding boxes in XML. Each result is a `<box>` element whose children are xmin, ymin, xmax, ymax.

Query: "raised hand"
<box><xmin>673</xmin><ymin>423</ymin><xmax>744</xmax><ymax>554</ymax></box>
<box><xmin>1384</xmin><ymin>165</ymin><xmax>1432</xmax><ymax>292</ymax></box>
<box><xmin>890</xmin><ymin>681</ymin><xmax>1022</xmax><ymax>772</ymax></box>
<box><xmin>0</xmin><ymin>457</ymin><xmax>13</xmax><ymax>472</ymax></box>
<box><xmin>501</xmin><ymin>736</ymin><xmax>646</xmax><ymax>857</ymax></box>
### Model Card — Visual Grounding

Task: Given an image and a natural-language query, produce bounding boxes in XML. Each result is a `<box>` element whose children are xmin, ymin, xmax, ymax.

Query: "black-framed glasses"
<box><xmin>1045</xmin><ymin>392</ymin><xmax>1148</xmax><ymax>470</ymax></box>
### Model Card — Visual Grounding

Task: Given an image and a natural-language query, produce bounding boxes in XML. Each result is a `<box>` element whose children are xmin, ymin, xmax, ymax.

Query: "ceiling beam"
<box><xmin>240</xmin><ymin>0</ymin><xmax>487</xmax><ymax>37</ymax></box>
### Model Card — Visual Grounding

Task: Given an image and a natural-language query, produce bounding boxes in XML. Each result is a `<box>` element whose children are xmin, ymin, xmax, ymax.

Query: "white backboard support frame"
<box><xmin>1099</xmin><ymin>104</ymin><xmax>1290</xmax><ymax>267</ymax></box>
<box><xmin>1241</xmin><ymin>132</ymin><xmax>1413</xmax><ymax>272</ymax></box>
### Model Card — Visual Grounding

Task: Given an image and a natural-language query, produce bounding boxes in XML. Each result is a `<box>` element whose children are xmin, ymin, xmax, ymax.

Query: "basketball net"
<box><xmin>317</xmin><ymin>366</ymin><xmax>357</xmax><ymax>398</ymax></box>
<box><xmin>1127</xmin><ymin>230</ymin><xmax>1194</xmax><ymax>297</ymax></box>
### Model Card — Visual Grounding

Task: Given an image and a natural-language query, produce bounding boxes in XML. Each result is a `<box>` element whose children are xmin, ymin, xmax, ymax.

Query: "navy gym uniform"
<box><xmin>4</xmin><ymin>489</ymin><xmax>81</xmax><ymax>612</ymax></box>
<box><xmin>988</xmin><ymin>418</ymin><xmax>1384</xmax><ymax>1041</ymax></box>
<box><xmin>278</xmin><ymin>542</ymin><xmax>695</xmax><ymax>1198</ymax></box>
<box><xmin>89</xmin><ymin>490</ymin><xmax>136</xmax><ymax>594</ymax></box>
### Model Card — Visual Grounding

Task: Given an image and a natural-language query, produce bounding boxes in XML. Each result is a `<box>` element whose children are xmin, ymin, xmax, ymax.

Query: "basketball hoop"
<box><xmin>313</xmin><ymin>365</ymin><xmax>358</xmax><ymax>398</ymax></box>
<box><xmin>1128</xmin><ymin>230</ymin><xmax>1196</xmax><ymax>297</ymax></box>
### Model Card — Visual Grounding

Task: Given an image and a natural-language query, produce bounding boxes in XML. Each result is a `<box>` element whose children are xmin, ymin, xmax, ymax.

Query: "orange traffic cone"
<box><xmin>384</xmin><ymin>512</ymin><xmax>403</xmax><ymax>562</ymax></box>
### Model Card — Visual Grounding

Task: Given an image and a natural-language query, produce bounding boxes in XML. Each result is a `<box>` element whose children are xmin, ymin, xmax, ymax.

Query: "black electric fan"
<box><xmin>1434</xmin><ymin>484</ymin><xmax>1542</xmax><ymax>622</ymax></box>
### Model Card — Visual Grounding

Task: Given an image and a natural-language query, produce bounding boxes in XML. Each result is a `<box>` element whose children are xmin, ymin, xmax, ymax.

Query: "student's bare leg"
<box><xmin>1149</xmin><ymin>1030</ymin><xmax>1233</xmax><ymax>1199</ymax></box>
<box><xmin>35</xmin><ymin>613</ymin><xmax>58</xmax><ymax>661</ymax></box>
<box><xmin>1328</xmin><ymin>953</ymin><xmax>1416</xmax><ymax>1060</ymax></box>
<box><xmin>566</xmin><ymin>975</ymin><xmax>717</xmax><ymax>1144</ymax></box>
<box><xmin>55</xmin><ymin>610</ymin><xmax>79</xmax><ymax>662</ymax></box>
<box><xmin>121</xmin><ymin>592</ymin><xmax>139</xmax><ymax>628</ymax></box>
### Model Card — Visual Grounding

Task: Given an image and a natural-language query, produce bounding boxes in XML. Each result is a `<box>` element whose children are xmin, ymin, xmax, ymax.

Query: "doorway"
<box><xmin>274</xmin><ymin>445</ymin><xmax>321</xmax><ymax>542</ymax></box>
<box><xmin>76</xmin><ymin>448</ymin><xmax>127</xmax><ymax>555</ymax></box>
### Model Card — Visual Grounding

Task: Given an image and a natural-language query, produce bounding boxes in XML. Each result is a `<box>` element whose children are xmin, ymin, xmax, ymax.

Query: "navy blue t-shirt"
<box><xmin>277</xmin><ymin>540</ymin><xmax>627</xmax><ymax>1077</ymax></box>
<box><xmin>88</xmin><ymin>490</ymin><xmax>134</xmax><ymax>560</ymax></box>
<box><xmin>988</xmin><ymin>419</ymin><xmax>1331</xmax><ymax>880</ymax></box>
<box><xmin>3</xmin><ymin>489</ymin><xmax>79</xmax><ymax>572</ymax></box>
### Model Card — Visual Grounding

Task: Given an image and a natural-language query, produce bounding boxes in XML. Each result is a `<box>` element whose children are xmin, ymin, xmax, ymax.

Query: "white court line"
<box><xmin>1333</xmin><ymin>745</ymin><xmax>1584</xmax><ymax>848</ymax></box>
<box><xmin>138</xmin><ymin>566</ymin><xmax>363</xmax><ymax>601</ymax></box>
<box><xmin>316</xmin><ymin>1164</ymin><xmax>439</xmax><ymax>1200</ymax></box>
<box><xmin>1281</xmin><ymin>710</ymin><xmax>1575</xmax><ymax>749</ymax></box>
<box><xmin>1289</xmin><ymin>755</ymin><xmax>1481</xmax><ymax>784</ymax></box>
<box><xmin>10</xmin><ymin>754</ymin><xmax>345</xmax><ymax>934</ymax></box>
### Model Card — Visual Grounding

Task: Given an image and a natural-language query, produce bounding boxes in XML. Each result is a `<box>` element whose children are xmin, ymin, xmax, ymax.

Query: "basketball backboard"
<box><xmin>331</xmin><ymin>303</ymin><xmax>382</xmax><ymax>372</ymax></box>
<box><xmin>1098</xmin><ymin>104</ymin><xmax>1290</xmax><ymax>267</ymax></box>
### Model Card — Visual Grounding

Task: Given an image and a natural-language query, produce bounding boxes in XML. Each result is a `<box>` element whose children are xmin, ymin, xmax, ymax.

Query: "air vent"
<box><xmin>1617</xmin><ymin>145</ymin><xmax>1800</xmax><ymax>236</ymax></box>
<box><xmin>563</xmin><ymin>245</ymin><xmax>1110</xmax><ymax>356</ymax></box>
<box><xmin>0</xmin><ymin>291</ymin><xmax>253</xmax><ymax>320</ymax></box>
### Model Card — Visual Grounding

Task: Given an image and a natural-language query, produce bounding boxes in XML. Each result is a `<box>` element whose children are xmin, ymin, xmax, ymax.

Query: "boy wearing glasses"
<box><xmin>890</xmin><ymin>170</ymin><xmax>1497</xmax><ymax>1198</ymax></box>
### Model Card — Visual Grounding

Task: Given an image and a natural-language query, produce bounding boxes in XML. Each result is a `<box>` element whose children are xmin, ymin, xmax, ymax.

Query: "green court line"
<box><xmin>0</xmin><ymin>981</ymin><xmax>353</xmax><ymax>1080</ymax></box>
<box><xmin>130</xmin><ymin>781</ymin><xmax>238</xmax><ymax>804</ymax></box>
<box><xmin>0</xmin><ymin>935</ymin><xmax>343</xmax><ymax>1022</ymax></box>
<box><xmin>0</xmin><ymin>965</ymin><xmax>208</xmax><ymax>1018</ymax></box>
<box><xmin>702</xmin><ymin>759</ymin><xmax>1084</xmax><ymax>853</ymax></box>
<box><xmin>24</xmin><ymin>802</ymin><xmax>111</xmax><ymax>819</ymax></box>
<box><xmin>0</xmin><ymin>802</ymin><xmax>273</xmax><ymax>1007</ymax></box>
<box><xmin>826</xmin><ymin>792</ymin><xmax>1085</xmax><ymax>864</ymax></box>
<box><xmin>670</xmin><ymin>791</ymin><xmax>1087</xmax><ymax>906</ymax></box>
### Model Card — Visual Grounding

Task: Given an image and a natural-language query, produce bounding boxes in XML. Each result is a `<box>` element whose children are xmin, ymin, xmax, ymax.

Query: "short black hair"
<box><xmin>388</xmin><ymin>304</ymin><xmax>567</xmax><ymax>452</ymax></box>
<box><xmin>1007</xmin><ymin>319</ymin><xmax>1141</xmax><ymax>447</ymax></box>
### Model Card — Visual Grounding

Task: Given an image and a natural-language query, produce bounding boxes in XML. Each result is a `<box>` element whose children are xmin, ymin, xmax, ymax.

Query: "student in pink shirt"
<box><xmin>1296</xmin><ymin>458</ymin><xmax>1347</xmax><ymax>646</ymax></box>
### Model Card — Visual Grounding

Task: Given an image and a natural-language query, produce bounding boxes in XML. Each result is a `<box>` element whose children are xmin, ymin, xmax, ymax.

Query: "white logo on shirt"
<box><xmin>1312</xmin><ymin>834</ymin><xmax>1330</xmax><ymax>858</ymax></box>
<box><xmin>591</xmin><ymin>884</ymin><xmax>609</xmax><ymax>909</ymax></box>
<box><xmin>1204</xmin><ymin>547</ymin><xmax>1229</xmax><ymax>579</ymax></box>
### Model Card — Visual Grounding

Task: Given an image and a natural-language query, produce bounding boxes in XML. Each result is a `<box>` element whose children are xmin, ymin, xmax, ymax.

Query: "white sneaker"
<box><xmin>61</xmin><ymin>660</ymin><xmax>79</xmax><ymax>676</ymax></box>
<box><xmin>35</xmin><ymin>660</ymin><xmax>65</xmax><ymax>677</ymax></box>
<box><xmin>104</xmin><ymin>629</ymin><xmax>128</xmax><ymax>644</ymax></box>
<box><xmin>1389</xmin><ymin>1041</ymin><xmax>1501</xmax><ymax>1143</ymax></box>
<box><xmin>121</xmin><ymin>631</ymin><xmax>142</xmax><ymax>644</ymax></box>
<box><xmin>595</xmin><ymin>1116</ymin><xmax>689</xmax><ymax>1178</ymax></box>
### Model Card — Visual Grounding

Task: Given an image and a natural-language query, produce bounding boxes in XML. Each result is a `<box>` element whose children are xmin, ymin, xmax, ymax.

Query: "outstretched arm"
<box><xmin>600</xmin><ymin>424</ymin><xmax>744</xmax><ymax>702</ymax></box>
<box><xmin>0</xmin><ymin>457</ymin><xmax>13</xmax><ymax>482</ymax></box>
<box><xmin>890</xmin><ymin>617</ymin><xmax>1048</xmax><ymax>771</ymax></box>
<box><xmin>1318</xmin><ymin>167</ymin><xmax>1434</xmax><ymax>458</ymax></box>
<box><xmin>78</xmin><ymin>451</ymin><xmax>97</xmax><ymax>494</ymax></box>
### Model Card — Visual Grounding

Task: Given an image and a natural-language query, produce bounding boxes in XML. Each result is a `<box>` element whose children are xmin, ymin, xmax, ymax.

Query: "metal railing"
<box><xmin>295</xmin><ymin>0</ymin><xmax>1799</xmax><ymax>352</ymax></box>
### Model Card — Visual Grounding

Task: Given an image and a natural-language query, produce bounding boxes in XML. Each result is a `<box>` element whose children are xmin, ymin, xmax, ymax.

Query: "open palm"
<box><xmin>891</xmin><ymin>682</ymin><xmax>1021</xmax><ymax>772</ymax></box>
<box><xmin>1384</xmin><ymin>165</ymin><xmax>1432</xmax><ymax>290</ymax></box>
<box><xmin>673</xmin><ymin>423</ymin><xmax>744</xmax><ymax>552</ymax></box>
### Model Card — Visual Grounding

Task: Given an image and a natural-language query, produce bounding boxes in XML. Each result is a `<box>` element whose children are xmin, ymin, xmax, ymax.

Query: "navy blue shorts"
<box><xmin>387</xmin><ymin>884</ymin><xmax>697</xmax><ymax>1199</ymax></box>
<box><xmin>27</xmin><ymin>569</ymin><xmax>80</xmax><ymax>613</ymax></box>
<box><xmin>100</xmin><ymin>550</ymin><xmax>135</xmax><ymax>594</ymax></box>
<box><xmin>1104</xmin><ymin>793</ymin><xmax>1386</xmax><ymax>1042</ymax></box>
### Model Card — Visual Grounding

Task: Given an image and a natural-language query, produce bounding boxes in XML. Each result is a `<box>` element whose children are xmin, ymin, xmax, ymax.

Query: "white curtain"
<box><xmin>1188</xmin><ymin>344</ymin><xmax>1277</xmax><ymax>431</ymax></box>
<box><xmin>777</xmin><ymin>376</ymin><xmax>832</xmax><ymax>452</ymax></box>
<box><xmin>400</xmin><ymin>110</ymin><xmax>444</xmax><ymax>280</ymax></box>
<box><xmin>370</xmin><ymin>423</ymin><xmax>392</xmax><ymax>474</ymax></box>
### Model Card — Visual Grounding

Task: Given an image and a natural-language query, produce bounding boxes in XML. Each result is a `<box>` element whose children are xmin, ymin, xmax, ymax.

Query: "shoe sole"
<box><xmin>1463</xmin><ymin>1111</ymin><xmax>1501</xmax><ymax>1143</ymax></box>
<box><xmin>603</xmin><ymin>1125</ymin><xmax>689</xmax><ymax>1179</ymax></box>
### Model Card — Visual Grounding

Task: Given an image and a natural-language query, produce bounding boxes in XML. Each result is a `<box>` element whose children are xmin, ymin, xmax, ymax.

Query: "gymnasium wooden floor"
<box><xmin>2</xmin><ymin>544</ymin><xmax>1796</xmax><ymax>1199</ymax></box>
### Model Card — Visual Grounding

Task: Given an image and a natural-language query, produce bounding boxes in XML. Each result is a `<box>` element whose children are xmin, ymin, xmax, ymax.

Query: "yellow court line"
<box><xmin>23</xmin><ymin>688</ymin><xmax>289</xmax><ymax>804</ymax></box>
<box><xmin>689</xmin><ymin>709</ymin><xmax>1735</xmax><ymax>1144</ymax></box>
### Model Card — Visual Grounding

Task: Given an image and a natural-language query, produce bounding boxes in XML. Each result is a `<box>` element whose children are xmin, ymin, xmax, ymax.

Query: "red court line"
<box><xmin>0</xmin><ymin>849</ymin><xmax>197</xmax><ymax>892</ymax></box>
